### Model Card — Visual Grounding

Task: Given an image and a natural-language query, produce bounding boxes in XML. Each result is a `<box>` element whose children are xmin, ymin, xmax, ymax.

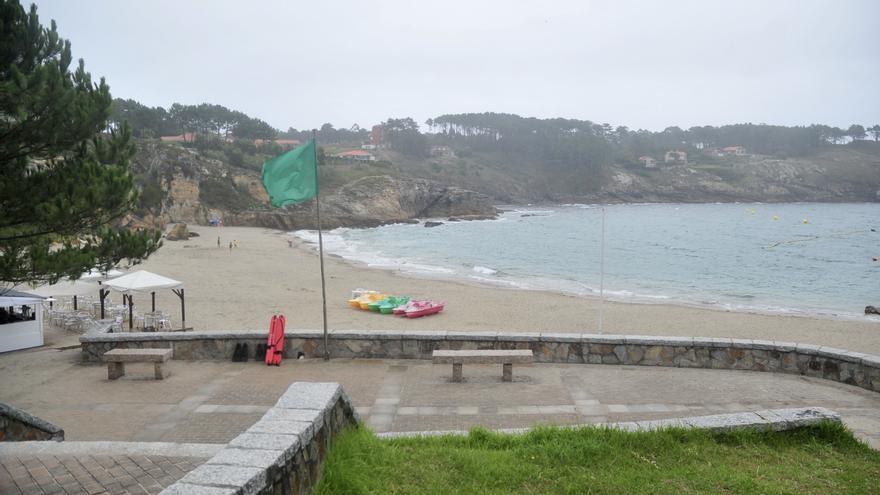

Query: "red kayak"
<box><xmin>272</xmin><ymin>315</ymin><xmax>285</xmax><ymax>365</ymax></box>
<box><xmin>265</xmin><ymin>315</ymin><xmax>285</xmax><ymax>366</ymax></box>
<box><xmin>404</xmin><ymin>300</ymin><xmax>444</xmax><ymax>318</ymax></box>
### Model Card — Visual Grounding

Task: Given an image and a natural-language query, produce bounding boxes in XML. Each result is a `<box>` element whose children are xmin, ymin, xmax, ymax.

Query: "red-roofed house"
<box><xmin>722</xmin><ymin>146</ymin><xmax>746</xmax><ymax>156</ymax></box>
<box><xmin>664</xmin><ymin>150</ymin><xmax>687</xmax><ymax>164</ymax></box>
<box><xmin>335</xmin><ymin>150</ymin><xmax>375</xmax><ymax>162</ymax></box>
<box><xmin>159</xmin><ymin>133</ymin><xmax>196</xmax><ymax>143</ymax></box>
<box><xmin>274</xmin><ymin>139</ymin><xmax>301</xmax><ymax>151</ymax></box>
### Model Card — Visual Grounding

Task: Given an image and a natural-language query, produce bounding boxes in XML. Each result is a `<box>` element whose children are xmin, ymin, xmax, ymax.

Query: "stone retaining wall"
<box><xmin>160</xmin><ymin>382</ymin><xmax>359</xmax><ymax>495</ymax></box>
<box><xmin>378</xmin><ymin>406</ymin><xmax>842</xmax><ymax>438</ymax></box>
<box><xmin>0</xmin><ymin>403</ymin><xmax>64</xmax><ymax>442</ymax></box>
<box><xmin>81</xmin><ymin>330</ymin><xmax>880</xmax><ymax>394</ymax></box>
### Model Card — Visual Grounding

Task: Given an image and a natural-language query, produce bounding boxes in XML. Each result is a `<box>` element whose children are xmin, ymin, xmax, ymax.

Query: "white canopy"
<box><xmin>0</xmin><ymin>289</ymin><xmax>44</xmax><ymax>307</ymax></box>
<box><xmin>79</xmin><ymin>268</ymin><xmax>125</xmax><ymax>281</ymax></box>
<box><xmin>29</xmin><ymin>280</ymin><xmax>98</xmax><ymax>298</ymax></box>
<box><xmin>103</xmin><ymin>270</ymin><xmax>183</xmax><ymax>294</ymax></box>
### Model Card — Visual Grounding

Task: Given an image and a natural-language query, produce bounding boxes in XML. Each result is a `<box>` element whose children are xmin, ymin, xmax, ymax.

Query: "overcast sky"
<box><xmin>32</xmin><ymin>0</ymin><xmax>879</xmax><ymax>132</ymax></box>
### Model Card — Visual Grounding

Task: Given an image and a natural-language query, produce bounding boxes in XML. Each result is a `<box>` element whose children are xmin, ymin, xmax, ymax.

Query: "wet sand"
<box><xmin>130</xmin><ymin>225</ymin><xmax>880</xmax><ymax>354</ymax></box>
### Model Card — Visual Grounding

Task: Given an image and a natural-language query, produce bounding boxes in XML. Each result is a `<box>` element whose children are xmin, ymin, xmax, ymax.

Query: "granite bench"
<box><xmin>433</xmin><ymin>349</ymin><xmax>534</xmax><ymax>382</ymax></box>
<box><xmin>103</xmin><ymin>348</ymin><xmax>172</xmax><ymax>380</ymax></box>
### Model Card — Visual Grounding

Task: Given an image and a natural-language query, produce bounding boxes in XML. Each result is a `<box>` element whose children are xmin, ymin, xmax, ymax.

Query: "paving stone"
<box><xmin>159</xmin><ymin>482</ymin><xmax>238</xmax><ymax>495</ymax></box>
<box><xmin>179</xmin><ymin>464</ymin><xmax>265</xmax><ymax>491</ymax></box>
<box><xmin>208</xmin><ymin>448</ymin><xmax>286</xmax><ymax>469</ymax></box>
<box><xmin>274</xmin><ymin>382</ymin><xmax>341</xmax><ymax>410</ymax></box>
<box><xmin>228</xmin><ymin>433</ymin><xmax>300</xmax><ymax>452</ymax></box>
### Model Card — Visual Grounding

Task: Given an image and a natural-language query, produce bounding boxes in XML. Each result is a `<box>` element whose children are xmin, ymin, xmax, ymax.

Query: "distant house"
<box><xmin>335</xmin><ymin>150</ymin><xmax>375</xmax><ymax>162</ymax></box>
<box><xmin>430</xmin><ymin>145</ymin><xmax>454</xmax><ymax>158</ymax></box>
<box><xmin>664</xmin><ymin>150</ymin><xmax>688</xmax><ymax>164</ymax></box>
<box><xmin>361</xmin><ymin>144</ymin><xmax>377</xmax><ymax>150</ymax></box>
<box><xmin>274</xmin><ymin>139</ymin><xmax>301</xmax><ymax>150</ymax></box>
<box><xmin>638</xmin><ymin>156</ymin><xmax>657</xmax><ymax>168</ymax></box>
<box><xmin>370</xmin><ymin>125</ymin><xmax>385</xmax><ymax>146</ymax></box>
<box><xmin>159</xmin><ymin>133</ymin><xmax>196</xmax><ymax>143</ymax></box>
<box><xmin>721</xmin><ymin>146</ymin><xmax>746</xmax><ymax>156</ymax></box>
<box><xmin>253</xmin><ymin>138</ymin><xmax>301</xmax><ymax>150</ymax></box>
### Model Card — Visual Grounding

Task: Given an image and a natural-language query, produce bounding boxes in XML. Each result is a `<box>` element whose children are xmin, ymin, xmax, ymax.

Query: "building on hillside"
<box><xmin>370</xmin><ymin>125</ymin><xmax>385</xmax><ymax>146</ymax></box>
<box><xmin>274</xmin><ymin>139</ymin><xmax>301</xmax><ymax>150</ymax></box>
<box><xmin>722</xmin><ymin>146</ymin><xmax>747</xmax><ymax>156</ymax></box>
<box><xmin>361</xmin><ymin>144</ymin><xmax>377</xmax><ymax>150</ymax></box>
<box><xmin>159</xmin><ymin>133</ymin><xmax>196</xmax><ymax>143</ymax></box>
<box><xmin>430</xmin><ymin>145</ymin><xmax>454</xmax><ymax>158</ymax></box>
<box><xmin>335</xmin><ymin>150</ymin><xmax>375</xmax><ymax>162</ymax></box>
<box><xmin>638</xmin><ymin>156</ymin><xmax>657</xmax><ymax>168</ymax></box>
<box><xmin>664</xmin><ymin>150</ymin><xmax>688</xmax><ymax>164</ymax></box>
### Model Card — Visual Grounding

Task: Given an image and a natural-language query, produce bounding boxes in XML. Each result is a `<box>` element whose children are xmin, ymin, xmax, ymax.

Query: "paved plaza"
<box><xmin>1</xmin><ymin>337</ymin><xmax>879</xmax><ymax>493</ymax></box>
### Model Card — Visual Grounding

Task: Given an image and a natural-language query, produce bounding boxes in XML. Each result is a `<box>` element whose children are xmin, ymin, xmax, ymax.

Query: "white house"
<box><xmin>0</xmin><ymin>290</ymin><xmax>44</xmax><ymax>353</ymax></box>
<box><xmin>638</xmin><ymin>156</ymin><xmax>657</xmax><ymax>168</ymax></box>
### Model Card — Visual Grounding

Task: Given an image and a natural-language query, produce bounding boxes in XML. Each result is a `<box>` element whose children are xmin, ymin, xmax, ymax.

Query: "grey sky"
<box><xmin>32</xmin><ymin>0</ymin><xmax>879</xmax><ymax>132</ymax></box>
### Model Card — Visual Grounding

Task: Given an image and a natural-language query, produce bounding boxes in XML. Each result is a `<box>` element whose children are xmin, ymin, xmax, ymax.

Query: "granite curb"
<box><xmin>376</xmin><ymin>406</ymin><xmax>842</xmax><ymax>439</ymax></box>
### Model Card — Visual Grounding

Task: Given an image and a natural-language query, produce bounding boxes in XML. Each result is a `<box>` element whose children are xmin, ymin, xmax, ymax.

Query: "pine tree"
<box><xmin>0</xmin><ymin>0</ymin><xmax>160</xmax><ymax>288</ymax></box>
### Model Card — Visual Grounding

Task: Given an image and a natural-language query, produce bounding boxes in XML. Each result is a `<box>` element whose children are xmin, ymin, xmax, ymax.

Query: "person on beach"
<box><xmin>229</xmin><ymin>241</ymin><xmax>233</xmax><ymax>252</ymax></box>
<box><xmin>217</xmin><ymin>236</ymin><xmax>221</xmax><ymax>248</ymax></box>
<box><xmin>288</xmin><ymin>240</ymin><xmax>293</xmax><ymax>248</ymax></box>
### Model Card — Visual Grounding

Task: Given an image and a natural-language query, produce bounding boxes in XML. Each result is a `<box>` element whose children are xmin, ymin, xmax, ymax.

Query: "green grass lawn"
<box><xmin>314</xmin><ymin>422</ymin><xmax>880</xmax><ymax>494</ymax></box>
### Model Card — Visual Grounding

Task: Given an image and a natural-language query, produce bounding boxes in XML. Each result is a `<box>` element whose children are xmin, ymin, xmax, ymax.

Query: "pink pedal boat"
<box><xmin>395</xmin><ymin>300</ymin><xmax>445</xmax><ymax>318</ymax></box>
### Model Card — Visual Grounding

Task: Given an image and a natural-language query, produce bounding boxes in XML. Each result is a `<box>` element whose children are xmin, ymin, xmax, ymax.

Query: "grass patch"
<box><xmin>315</xmin><ymin>422</ymin><xmax>880</xmax><ymax>494</ymax></box>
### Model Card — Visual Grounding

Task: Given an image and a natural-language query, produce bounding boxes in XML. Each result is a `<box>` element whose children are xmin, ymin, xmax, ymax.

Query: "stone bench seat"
<box><xmin>103</xmin><ymin>348</ymin><xmax>172</xmax><ymax>380</ymax></box>
<box><xmin>433</xmin><ymin>349</ymin><xmax>533</xmax><ymax>382</ymax></box>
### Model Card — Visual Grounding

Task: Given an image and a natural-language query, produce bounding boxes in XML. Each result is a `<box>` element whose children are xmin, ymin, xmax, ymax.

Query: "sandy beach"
<box><xmin>126</xmin><ymin>225</ymin><xmax>880</xmax><ymax>354</ymax></box>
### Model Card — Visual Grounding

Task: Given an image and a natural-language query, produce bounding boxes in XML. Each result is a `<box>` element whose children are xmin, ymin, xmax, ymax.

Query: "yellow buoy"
<box><xmin>802</xmin><ymin>218</ymin><xmax>809</xmax><ymax>224</ymax></box>
<box><xmin>773</xmin><ymin>215</ymin><xmax>779</xmax><ymax>221</ymax></box>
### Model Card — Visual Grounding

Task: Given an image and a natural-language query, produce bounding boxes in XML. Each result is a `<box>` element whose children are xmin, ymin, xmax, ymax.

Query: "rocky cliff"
<box><xmin>127</xmin><ymin>142</ymin><xmax>498</xmax><ymax>231</ymax></box>
<box><xmin>224</xmin><ymin>176</ymin><xmax>498</xmax><ymax>230</ymax></box>
<box><xmin>126</xmin><ymin>140</ymin><xmax>878</xmax><ymax>232</ymax></box>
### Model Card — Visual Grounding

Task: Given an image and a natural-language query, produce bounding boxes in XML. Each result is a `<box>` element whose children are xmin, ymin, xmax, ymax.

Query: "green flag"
<box><xmin>261</xmin><ymin>140</ymin><xmax>318</xmax><ymax>207</ymax></box>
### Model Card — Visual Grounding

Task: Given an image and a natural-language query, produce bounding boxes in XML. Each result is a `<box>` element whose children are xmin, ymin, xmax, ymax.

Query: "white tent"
<box><xmin>30</xmin><ymin>280</ymin><xmax>97</xmax><ymax>297</ymax></box>
<box><xmin>0</xmin><ymin>290</ymin><xmax>45</xmax><ymax>353</ymax></box>
<box><xmin>79</xmin><ymin>268</ymin><xmax>125</xmax><ymax>281</ymax></box>
<box><xmin>103</xmin><ymin>270</ymin><xmax>187</xmax><ymax>330</ymax></box>
<box><xmin>28</xmin><ymin>280</ymin><xmax>99</xmax><ymax>311</ymax></box>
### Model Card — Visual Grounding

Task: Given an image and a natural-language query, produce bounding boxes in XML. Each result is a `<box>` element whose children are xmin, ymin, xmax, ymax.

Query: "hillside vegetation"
<box><xmin>113</xmin><ymin>100</ymin><xmax>879</xmax><ymax>229</ymax></box>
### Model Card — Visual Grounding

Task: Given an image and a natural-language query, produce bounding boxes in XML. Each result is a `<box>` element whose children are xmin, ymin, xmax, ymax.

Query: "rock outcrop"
<box><xmin>164</xmin><ymin>223</ymin><xmax>190</xmax><ymax>240</ymax></box>
<box><xmin>225</xmin><ymin>176</ymin><xmax>498</xmax><ymax>230</ymax></box>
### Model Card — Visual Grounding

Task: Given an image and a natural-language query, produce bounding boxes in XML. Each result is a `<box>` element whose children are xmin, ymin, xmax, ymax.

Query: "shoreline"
<box><xmin>292</xmin><ymin>213</ymin><xmax>878</xmax><ymax>323</ymax></box>
<box><xmin>131</xmin><ymin>225</ymin><xmax>880</xmax><ymax>354</ymax></box>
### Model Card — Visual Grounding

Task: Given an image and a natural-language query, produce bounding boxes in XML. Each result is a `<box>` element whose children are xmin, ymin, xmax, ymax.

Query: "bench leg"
<box><xmin>154</xmin><ymin>362</ymin><xmax>169</xmax><ymax>380</ymax></box>
<box><xmin>452</xmin><ymin>363</ymin><xmax>463</xmax><ymax>382</ymax></box>
<box><xmin>108</xmin><ymin>362</ymin><xmax>124</xmax><ymax>380</ymax></box>
<box><xmin>502</xmin><ymin>363</ymin><xmax>513</xmax><ymax>382</ymax></box>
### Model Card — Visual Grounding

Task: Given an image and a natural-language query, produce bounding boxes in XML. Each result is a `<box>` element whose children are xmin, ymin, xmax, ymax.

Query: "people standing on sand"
<box><xmin>217</xmin><ymin>236</ymin><xmax>221</xmax><ymax>248</ymax></box>
<box><xmin>229</xmin><ymin>241</ymin><xmax>233</xmax><ymax>252</ymax></box>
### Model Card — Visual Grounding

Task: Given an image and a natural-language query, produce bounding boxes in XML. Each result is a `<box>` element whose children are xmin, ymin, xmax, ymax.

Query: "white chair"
<box><xmin>111</xmin><ymin>315</ymin><xmax>124</xmax><ymax>333</ymax></box>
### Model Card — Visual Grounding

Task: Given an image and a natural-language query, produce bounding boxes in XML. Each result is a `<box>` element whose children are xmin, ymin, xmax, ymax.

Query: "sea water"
<box><xmin>296</xmin><ymin>203</ymin><xmax>880</xmax><ymax>319</ymax></box>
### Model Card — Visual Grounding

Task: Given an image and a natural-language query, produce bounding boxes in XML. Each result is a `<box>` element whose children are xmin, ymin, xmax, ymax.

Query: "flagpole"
<box><xmin>313</xmin><ymin>130</ymin><xmax>330</xmax><ymax>360</ymax></box>
<box><xmin>599</xmin><ymin>206</ymin><xmax>605</xmax><ymax>334</ymax></box>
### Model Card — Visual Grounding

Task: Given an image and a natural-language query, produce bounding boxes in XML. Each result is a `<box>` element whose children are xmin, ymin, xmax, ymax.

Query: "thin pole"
<box><xmin>599</xmin><ymin>206</ymin><xmax>605</xmax><ymax>334</ymax></box>
<box><xmin>313</xmin><ymin>131</ymin><xmax>330</xmax><ymax>360</ymax></box>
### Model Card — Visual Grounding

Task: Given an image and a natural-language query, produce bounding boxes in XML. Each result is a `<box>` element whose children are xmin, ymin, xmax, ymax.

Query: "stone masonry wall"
<box><xmin>160</xmin><ymin>382</ymin><xmax>359</xmax><ymax>495</ymax></box>
<box><xmin>0</xmin><ymin>403</ymin><xmax>64</xmax><ymax>442</ymax></box>
<box><xmin>81</xmin><ymin>330</ymin><xmax>880</xmax><ymax>395</ymax></box>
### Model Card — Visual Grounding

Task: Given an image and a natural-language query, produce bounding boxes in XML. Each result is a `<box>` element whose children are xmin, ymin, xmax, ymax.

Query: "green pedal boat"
<box><xmin>378</xmin><ymin>296</ymin><xmax>410</xmax><ymax>314</ymax></box>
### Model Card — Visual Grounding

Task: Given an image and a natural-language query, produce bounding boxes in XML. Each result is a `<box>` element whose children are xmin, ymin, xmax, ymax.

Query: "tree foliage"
<box><xmin>382</xmin><ymin>117</ymin><xmax>427</xmax><ymax>157</ymax></box>
<box><xmin>429</xmin><ymin>113</ymin><xmax>870</xmax><ymax>169</ymax></box>
<box><xmin>0</xmin><ymin>0</ymin><xmax>160</xmax><ymax>287</ymax></box>
<box><xmin>109</xmin><ymin>100</ymin><xmax>279</xmax><ymax>141</ymax></box>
